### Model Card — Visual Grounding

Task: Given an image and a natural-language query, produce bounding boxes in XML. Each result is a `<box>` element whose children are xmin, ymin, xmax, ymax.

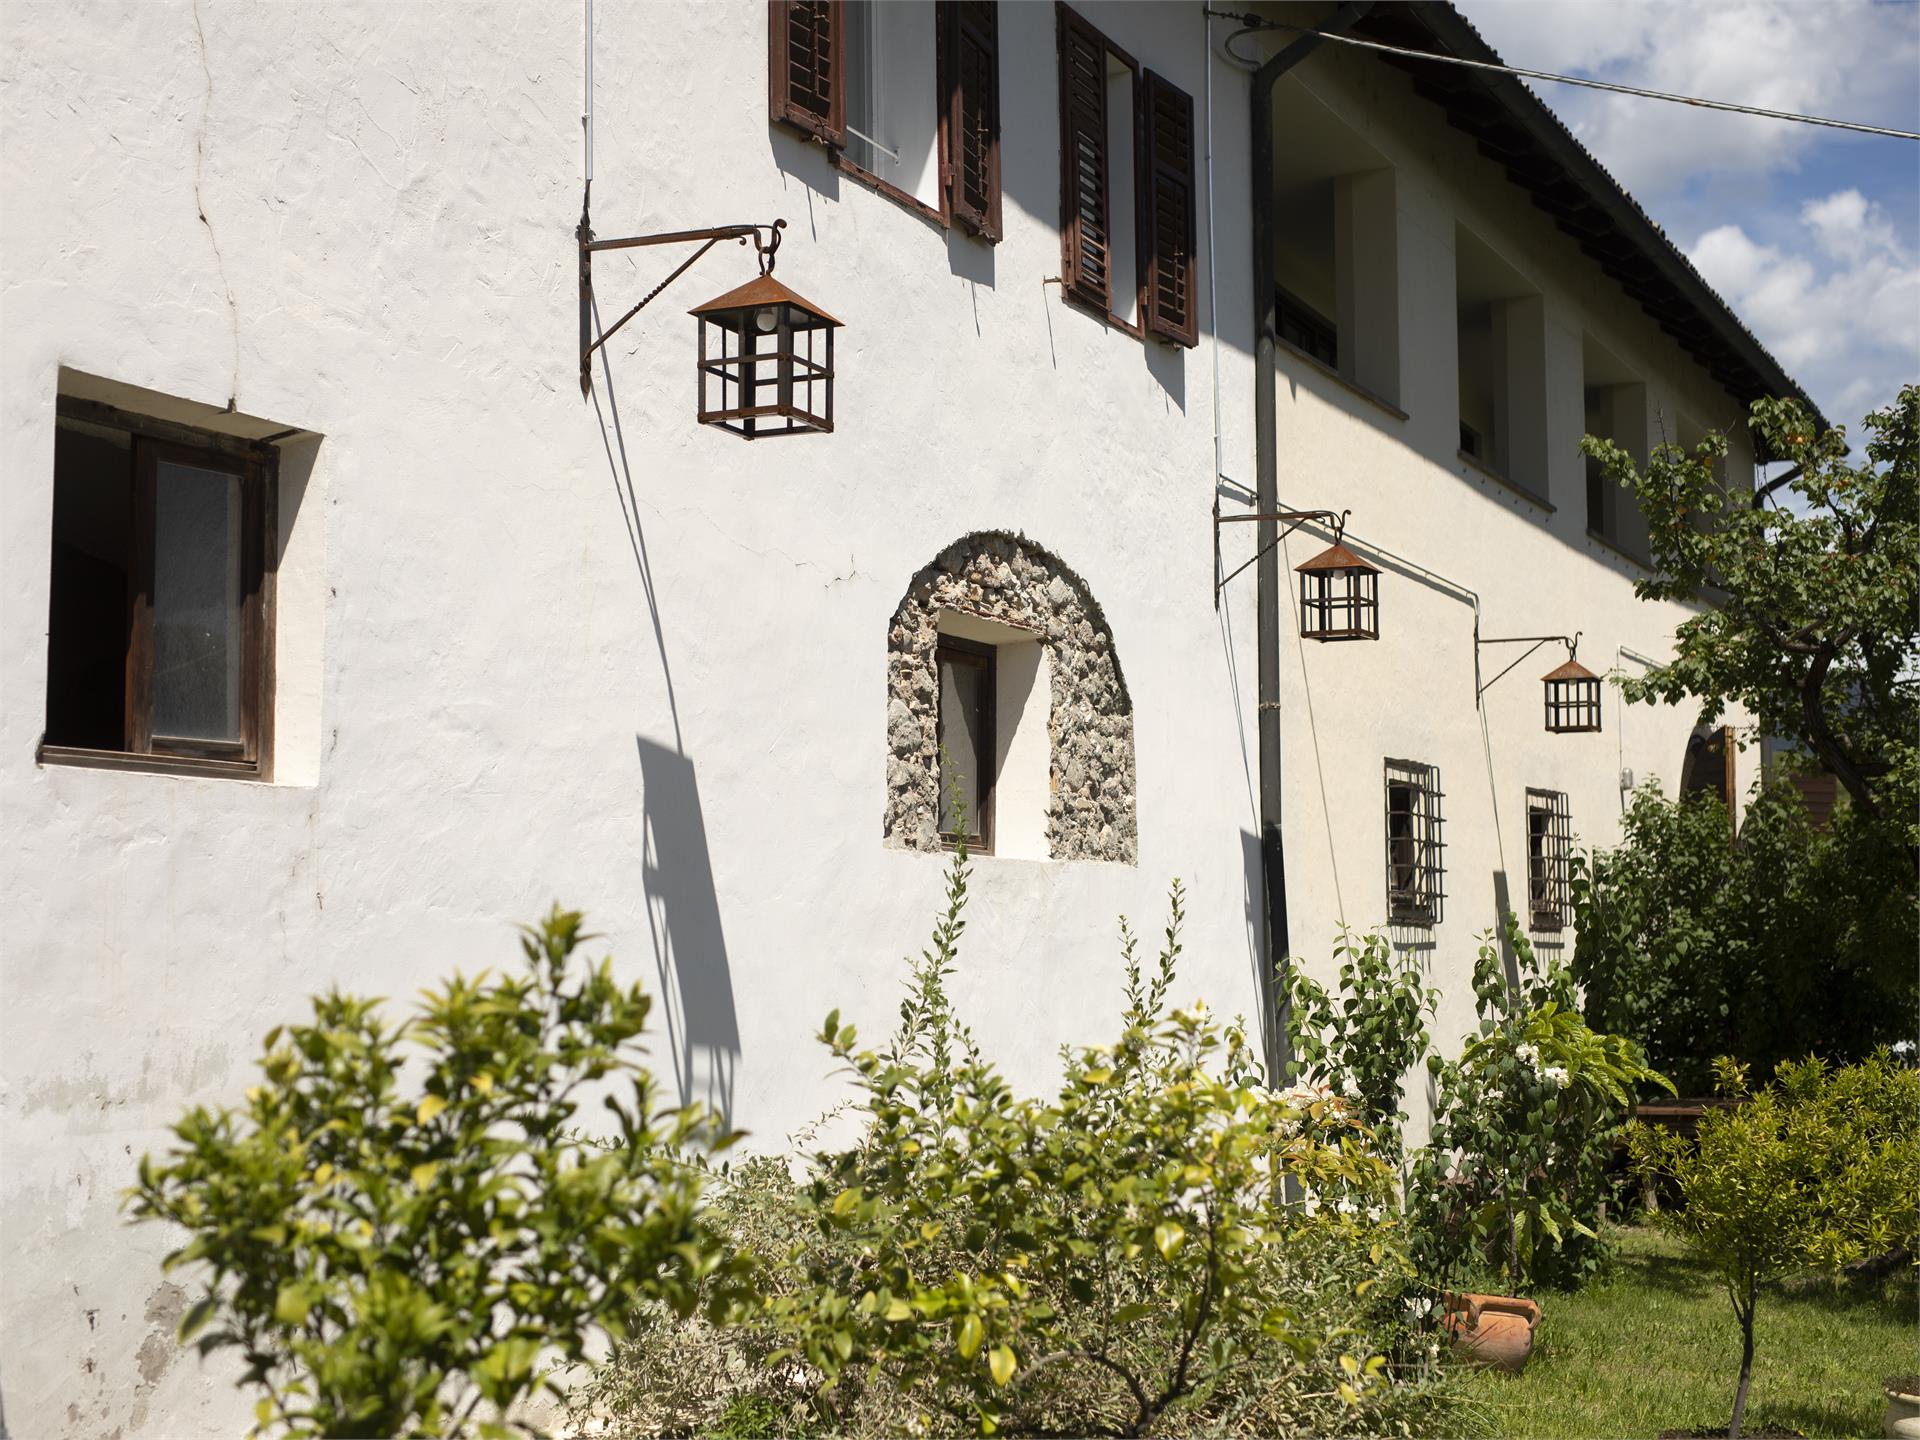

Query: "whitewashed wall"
<box><xmin>0</xmin><ymin>4</ymin><xmax>1750</xmax><ymax>1436</ymax></box>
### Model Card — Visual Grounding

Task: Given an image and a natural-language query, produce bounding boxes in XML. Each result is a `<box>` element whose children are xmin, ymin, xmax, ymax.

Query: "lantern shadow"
<box><xmin>636</xmin><ymin>736</ymin><xmax>742</xmax><ymax>1124</ymax></box>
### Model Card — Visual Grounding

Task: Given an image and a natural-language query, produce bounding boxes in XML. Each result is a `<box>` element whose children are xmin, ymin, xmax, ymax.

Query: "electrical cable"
<box><xmin>1202</xmin><ymin>9</ymin><xmax>1920</xmax><ymax>141</ymax></box>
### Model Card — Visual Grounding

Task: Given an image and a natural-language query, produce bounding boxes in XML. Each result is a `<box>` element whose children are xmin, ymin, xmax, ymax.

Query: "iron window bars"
<box><xmin>1384</xmin><ymin>758</ymin><xmax>1445</xmax><ymax>926</ymax></box>
<box><xmin>1526</xmin><ymin>787</ymin><xmax>1572</xmax><ymax>932</ymax></box>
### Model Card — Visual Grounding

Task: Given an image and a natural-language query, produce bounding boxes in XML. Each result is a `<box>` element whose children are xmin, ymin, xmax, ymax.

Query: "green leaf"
<box><xmin>177</xmin><ymin>1296</ymin><xmax>217</xmax><ymax>1342</ymax></box>
<box><xmin>956</xmin><ymin>1312</ymin><xmax>984</xmax><ymax>1359</ymax></box>
<box><xmin>1153</xmin><ymin>1221</ymin><xmax>1185</xmax><ymax>1259</ymax></box>
<box><xmin>988</xmin><ymin>1344</ymin><xmax>1017</xmax><ymax>1386</ymax></box>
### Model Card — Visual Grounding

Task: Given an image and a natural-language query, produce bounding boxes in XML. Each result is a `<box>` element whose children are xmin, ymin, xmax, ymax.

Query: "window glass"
<box><xmin>938</xmin><ymin>651</ymin><xmax>987</xmax><ymax>838</ymax></box>
<box><xmin>151</xmin><ymin>459</ymin><xmax>244</xmax><ymax>742</ymax></box>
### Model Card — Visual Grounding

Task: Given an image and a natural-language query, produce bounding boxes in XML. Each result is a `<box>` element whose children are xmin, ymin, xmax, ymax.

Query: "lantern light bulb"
<box><xmin>753</xmin><ymin>308</ymin><xmax>779</xmax><ymax>334</ymax></box>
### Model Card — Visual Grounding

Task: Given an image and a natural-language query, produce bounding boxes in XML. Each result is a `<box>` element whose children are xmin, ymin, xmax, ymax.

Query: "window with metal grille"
<box><xmin>1526</xmin><ymin>788</ymin><xmax>1571</xmax><ymax>931</ymax></box>
<box><xmin>1384</xmin><ymin>759</ymin><xmax>1444</xmax><ymax>926</ymax></box>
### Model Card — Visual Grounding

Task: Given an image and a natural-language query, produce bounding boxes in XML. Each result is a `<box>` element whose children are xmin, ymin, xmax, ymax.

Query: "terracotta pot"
<box><xmin>1885</xmin><ymin>1386</ymin><xmax>1920</xmax><ymax>1440</ymax></box>
<box><xmin>1441</xmin><ymin>1291</ymin><xmax>1542</xmax><ymax>1374</ymax></box>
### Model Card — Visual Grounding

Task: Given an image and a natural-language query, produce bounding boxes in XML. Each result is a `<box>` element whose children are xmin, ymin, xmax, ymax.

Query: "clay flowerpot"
<box><xmin>1441</xmin><ymin>1291</ymin><xmax>1541</xmax><ymax>1374</ymax></box>
<box><xmin>1884</xmin><ymin>1377</ymin><xmax>1920</xmax><ymax>1439</ymax></box>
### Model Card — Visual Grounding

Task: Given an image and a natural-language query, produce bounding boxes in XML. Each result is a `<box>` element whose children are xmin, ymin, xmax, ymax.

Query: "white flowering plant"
<box><xmin>1409</xmin><ymin>916</ymin><xmax>1671</xmax><ymax>1294</ymax></box>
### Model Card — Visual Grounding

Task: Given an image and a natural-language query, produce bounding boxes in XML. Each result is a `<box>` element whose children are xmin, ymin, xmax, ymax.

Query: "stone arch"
<box><xmin>883</xmin><ymin>531</ymin><xmax>1136</xmax><ymax>862</ymax></box>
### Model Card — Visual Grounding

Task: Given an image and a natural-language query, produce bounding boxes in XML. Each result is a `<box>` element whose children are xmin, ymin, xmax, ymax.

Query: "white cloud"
<box><xmin>1688</xmin><ymin>190</ymin><xmax>1920</xmax><ymax>424</ymax></box>
<box><xmin>1458</xmin><ymin>1</ymin><xmax>1919</xmax><ymax>198</ymax></box>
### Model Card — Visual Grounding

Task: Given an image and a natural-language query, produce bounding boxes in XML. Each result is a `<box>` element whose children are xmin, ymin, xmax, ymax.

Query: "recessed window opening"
<box><xmin>1582</xmin><ymin>334</ymin><xmax>1650</xmax><ymax>559</ymax></box>
<box><xmin>1526</xmin><ymin>788</ymin><xmax>1572</xmax><ymax>932</ymax></box>
<box><xmin>1456</xmin><ymin>225</ymin><xmax>1546</xmax><ymax>499</ymax></box>
<box><xmin>842</xmin><ymin>0</ymin><xmax>941</xmax><ymax>210</ymax></box>
<box><xmin>1384</xmin><ymin>758</ymin><xmax>1444</xmax><ymax>927</ymax></box>
<box><xmin>1269</xmin><ymin>79</ymin><xmax>1400</xmax><ymax>403</ymax></box>
<box><xmin>936</xmin><ymin>636</ymin><xmax>995</xmax><ymax>851</ymax></box>
<box><xmin>43</xmin><ymin>396</ymin><xmax>275</xmax><ymax>778</ymax></box>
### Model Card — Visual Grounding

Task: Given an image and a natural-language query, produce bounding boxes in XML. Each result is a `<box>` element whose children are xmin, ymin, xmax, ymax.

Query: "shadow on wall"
<box><xmin>636</xmin><ymin>736</ymin><xmax>741</xmax><ymax>1125</ymax></box>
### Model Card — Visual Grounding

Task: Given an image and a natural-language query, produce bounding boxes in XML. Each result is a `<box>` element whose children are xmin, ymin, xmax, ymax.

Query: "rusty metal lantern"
<box><xmin>1295</xmin><ymin>538</ymin><xmax>1380</xmax><ymax>641</ymax></box>
<box><xmin>1542</xmin><ymin>656</ymin><xmax>1603</xmax><ymax>733</ymax></box>
<box><xmin>692</xmin><ymin>270</ymin><xmax>839</xmax><ymax>439</ymax></box>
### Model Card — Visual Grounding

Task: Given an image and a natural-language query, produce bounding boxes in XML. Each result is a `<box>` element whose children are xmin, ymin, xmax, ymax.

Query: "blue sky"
<box><xmin>1456</xmin><ymin>0</ymin><xmax>1920</xmax><ymax>435</ymax></box>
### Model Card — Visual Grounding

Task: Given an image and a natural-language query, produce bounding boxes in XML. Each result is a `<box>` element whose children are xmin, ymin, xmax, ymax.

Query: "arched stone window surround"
<box><xmin>884</xmin><ymin>532</ymin><xmax>1136</xmax><ymax>863</ymax></box>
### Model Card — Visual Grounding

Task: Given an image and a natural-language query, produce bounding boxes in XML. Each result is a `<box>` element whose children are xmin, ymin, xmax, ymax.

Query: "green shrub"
<box><xmin>1630</xmin><ymin>1052</ymin><xmax>1920</xmax><ymax>1439</ymax></box>
<box><xmin>582</xmin><ymin>853</ymin><xmax>1468</xmax><ymax>1438</ymax></box>
<box><xmin>1410</xmin><ymin>917</ymin><xmax>1671</xmax><ymax>1294</ymax></box>
<box><xmin>1286</xmin><ymin>929</ymin><xmax>1438</xmax><ymax>1162</ymax></box>
<box><xmin>127</xmin><ymin>908</ymin><xmax>746</xmax><ymax>1439</ymax></box>
<box><xmin>1576</xmin><ymin>782</ymin><xmax>1917</xmax><ymax>1093</ymax></box>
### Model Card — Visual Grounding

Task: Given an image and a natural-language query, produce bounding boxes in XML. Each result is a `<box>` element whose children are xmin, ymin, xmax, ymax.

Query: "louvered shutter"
<box><xmin>768</xmin><ymin>0</ymin><xmax>845</xmax><ymax>147</ymax></box>
<box><xmin>1140</xmin><ymin>69</ymin><xmax>1197</xmax><ymax>347</ymax></box>
<box><xmin>1056</xmin><ymin>4</ymin><xmax>1109</xmax><ymax>312</ymax></box>
<box><xmin>940</xmin><ymin>1</ymin><xmax>1002</xmax><ymax>241</ymax></box>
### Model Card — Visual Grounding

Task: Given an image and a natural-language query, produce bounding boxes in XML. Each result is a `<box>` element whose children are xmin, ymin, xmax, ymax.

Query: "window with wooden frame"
<box><xmin>935</xmin><ymin>637</ymin><xmax>995</xmax><ymax>852</ymax></box>
<box><xmin>1526</xmin><ymin>788</ymin><xmax>1572</xmax><ymax>932</ymax></box>
<box><xmin>1277</xmin><ymin>287</ymin><xmax>1337</xmax><ymax>369</ymax></box>
<box><xmin>1384</xmin><ymin>759</ymin><xmax>1444</xmax><ymax>926</ymax></box>
<box><xmin>769</xmin><ymin>0</ymin><xmax>1002</xmax><ymax>241</ymax></box>
<box><xmin>41</xmin><ymin>399</ymin><xmax>275</xmax><ymax>780</ymax></box>
<box><xmin>1056</xmin><ymin>2</ymin><xmax>1196</xmax><ymax>346</ymax></box>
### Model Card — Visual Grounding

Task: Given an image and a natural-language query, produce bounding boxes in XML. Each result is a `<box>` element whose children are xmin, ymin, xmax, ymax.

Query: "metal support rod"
<box><xmin>1213</xmin><ymin>508</ymin><xmax>1347</xmax><ymax>601</ymax></box>
<box><xmin>577</xmin><ymin>215</ymin><xmax>784</xmax><ymax>396</ymax></box>
<box><xmin>1475</xmin><ymin>632</ymin><xmax>1579</xmax><ymax>699</ymax></box>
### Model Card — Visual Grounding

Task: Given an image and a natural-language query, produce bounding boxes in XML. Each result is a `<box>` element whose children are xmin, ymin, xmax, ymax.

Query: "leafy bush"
<box><xmin>1576</xmin><ymin>783</ymin><xmax>1918</xmax><ymax>1093</ymax></box>
<box><xmin>1630</xmin><ymin>1052</ymin><xmax>1920</xmax><ymax>1439</ymax></box>
<box><xmin>1287</xmin><ymin>928</ymin><xmax>1438</xmax><ymax>1161</ymax></box>
<box><xmin>582</xmin><ymin>854</ymin><xmax>1467</xmax><ymax>1438</ymax></box>
<box><xmin>128</xmin><ymin>908</ymin><xmax>745</xmax><ymax>1439</ymax></box>
<box><xmin>1410</xmin><ymin>917</ymin><xmax>1671</xmax><ymax>1294</ymax></box>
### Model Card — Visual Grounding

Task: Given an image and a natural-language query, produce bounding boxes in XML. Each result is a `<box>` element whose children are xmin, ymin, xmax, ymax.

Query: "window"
<box><xmin>1384</xmin><ymin>759</ymin><xmax>1444</xmax><ymax>926</ymax></box>
<box><xmin>769</xmin><ymin>0</ymin><xmax>1002</xmax><ymax>240</ymax></box>
<box><xmin>1278</xmin><ymin>287</ymin><xmax>1338</xmax><ymax>369</ymax></box>
<box><xmin>1456</xmin><ymin>225</ymin><xmax>1547</xmax><ymax>500</ymax></box>
<box><xmin>1056</xmin><ymin>2</ymin><xmax>1196</xmax><ymax>346</ymax></box>
<box><xmin>42</xmin><ymin>399</ymin><xmax>274</xmax><ymax>778</ymax></box>
<box><xmin>1526</xmin><ymin>788</ymin><xmax>1571</xmax><ymax>932</ymax></box>
<box><xmin>1582</xmin><ymin>334</ymin><xmax>1650</xmax><ymax>559</ymax></box>
<box><xmin>1268</xmin><ymin>80</ymin><xmax>1401</xmax><ymax>403</ymax></box>
<box><xmin>936</xmin><ymin>637</ymin><xmax>995</xmax><ymax>851</ymax></box>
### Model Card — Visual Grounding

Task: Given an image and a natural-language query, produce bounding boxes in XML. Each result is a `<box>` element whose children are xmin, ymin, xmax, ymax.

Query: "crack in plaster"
<box><xmin>191</xmin><ymin>0</ymin><xmax>241</xmax><ymax>409</ymax></box>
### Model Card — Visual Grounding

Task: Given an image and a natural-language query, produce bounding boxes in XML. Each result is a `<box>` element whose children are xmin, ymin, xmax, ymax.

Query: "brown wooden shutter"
<box><xmin>1140</xmin><ymin>69</ymin><xmax>1197</xmax><ymax>347</ymax></box>
<box><xmin>939</xmin><ymin>1</ymin><xmax>1002</xmax><ymax>241</ymax></box>
<box><xmin>768</xmin><ymin>0</ymin><xmax>845</xmax><ymax>147</ymax></box>
<box><xmin>1056</xmin><ymin>3</ymin><xmax>1109</xmax><ymax>311</ymax></box>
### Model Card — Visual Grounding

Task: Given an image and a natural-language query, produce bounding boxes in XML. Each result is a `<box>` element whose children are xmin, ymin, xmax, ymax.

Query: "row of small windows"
<box><xmin>1269</xmin><ymin>78</ymin><xmax>1734</xmax><ymax>562</ymax></box>
<box><xmin>1382</xmin><ymin>759</ymin><xmax>1571</xmax><ymax>934</ymax></box>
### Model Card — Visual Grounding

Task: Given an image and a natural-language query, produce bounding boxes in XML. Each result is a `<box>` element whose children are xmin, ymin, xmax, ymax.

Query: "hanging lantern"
<box><xmin>691</xmin><ymin>273</ymin><xmax>839</xmax><ymax>439</ymax></box>
<box><xmin>1542</xmin><ymin>657</ymin><xmax>1602</xmax><ymax>733</ymax></box>
<box><xmin>1295</xmin><ymin>541</ymin><xmax>1380</xmax><ymax>641</ymax></box>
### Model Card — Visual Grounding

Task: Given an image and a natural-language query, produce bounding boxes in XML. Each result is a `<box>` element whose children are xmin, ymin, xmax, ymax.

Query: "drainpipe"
<box><xmin>1249</xmin><ymin>2</ymin><xmax>1372</xmax><ymax>1084</ymax></box>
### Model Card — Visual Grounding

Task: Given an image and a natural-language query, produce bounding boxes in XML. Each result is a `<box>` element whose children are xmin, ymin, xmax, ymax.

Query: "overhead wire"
<box><xmin>1202</xmin><ymin>9</ymin><xmax>1920</xmax><ymax>141</ymax></box>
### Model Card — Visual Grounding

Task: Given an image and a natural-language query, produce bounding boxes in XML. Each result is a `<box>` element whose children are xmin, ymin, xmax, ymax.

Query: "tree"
<box><xmin>1582</xmin><ymin>385</ymin><xmax>1918</xmax><ymax>842</ymax></box>
<box><xmin>128</xmin><ymin>908</ymin><xmax>747</xmax><ymax>1439</ymax></box>
<box><xmin>1574</xmin><ymin>783</ymin><xmax>1917</xmax><ymax>1093</ymax></box>
<box><xmin>1630</xmin><ymin>1053</ymin><xmax>1920</xmax><ymax>1440</ymax></box>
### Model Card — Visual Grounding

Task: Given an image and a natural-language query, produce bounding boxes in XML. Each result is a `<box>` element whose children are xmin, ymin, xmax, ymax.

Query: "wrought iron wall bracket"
<box><xmin>1212</xmin><ymin>498</ymin><xmax>1349</xmax><ymax>607</ymax></box>
<box><xmin>1475</xmin><ymin>631</ymin><xmax>1579</xmax><ymax>699</ymax></box>
<box><xmin>576</xmin><ymin>194</ymin><xmax>786</xmax><ymax>395</ymax></box>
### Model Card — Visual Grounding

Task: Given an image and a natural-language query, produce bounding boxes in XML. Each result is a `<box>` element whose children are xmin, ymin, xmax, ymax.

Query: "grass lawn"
<box><xmin>1460</xmin><ymin>1226</ymin><xmax>1919</xmax><ymax>1439</ymax></box>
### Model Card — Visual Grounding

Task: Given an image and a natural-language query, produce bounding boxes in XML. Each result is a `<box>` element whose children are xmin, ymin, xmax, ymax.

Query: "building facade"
<box><xmin>0</xmin><ymin>3</ymin><xmax>1802</xmax><ymax>1435</ymax></box>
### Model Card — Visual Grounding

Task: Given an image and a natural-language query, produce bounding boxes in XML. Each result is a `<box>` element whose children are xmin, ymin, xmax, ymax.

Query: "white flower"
<box><xmin>1514</xmin><ymin>1043</ymin><xmax>1541</xmax><ymax>1070</ymax></box>
<box><xmin>1542</xmin><ymin>1065</ymin><xmax>1571</xmax><ymax>1088</ymax></box>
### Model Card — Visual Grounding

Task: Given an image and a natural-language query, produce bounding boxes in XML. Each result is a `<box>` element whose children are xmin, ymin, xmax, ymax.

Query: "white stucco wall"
<box><xmin>0</xmin><ymin>4</ymin><xmax>1756</xmax><ymax>1436</ymax></box>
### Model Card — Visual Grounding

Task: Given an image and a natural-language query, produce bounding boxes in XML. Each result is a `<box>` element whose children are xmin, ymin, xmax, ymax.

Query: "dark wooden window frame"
<box><xmin>935</xmin><ymin>635</ymin><xmax>996</xmax><ymax>855</ymax></box>
<box><xmin>1277</xmin><ymin>286</ymin><xmax>1338</xmax><ymax>370</ymax></box>
<box><xmin>768</xmin><ymin>0</ymin><xmax>1003</xmax><ymax>243</ymax></box>
<box><xmin>40</xmin><ymin>396</ymin><xmax>277</xmax><ymax>782</ymax></box>
<box><xmin>1055</xmin><ymin>4</ymin><xmax>1196</xmax><ymax>348</ymax></box>
<box><xmin>1385</xmin><ymin>758</ymin><xmax>1445</xmax><ymax>927</ymax></box>
<box><xmin>1525</xmin><ymin>787</ymin><xmax>1572</xmax><ymax>932</ymax></box>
